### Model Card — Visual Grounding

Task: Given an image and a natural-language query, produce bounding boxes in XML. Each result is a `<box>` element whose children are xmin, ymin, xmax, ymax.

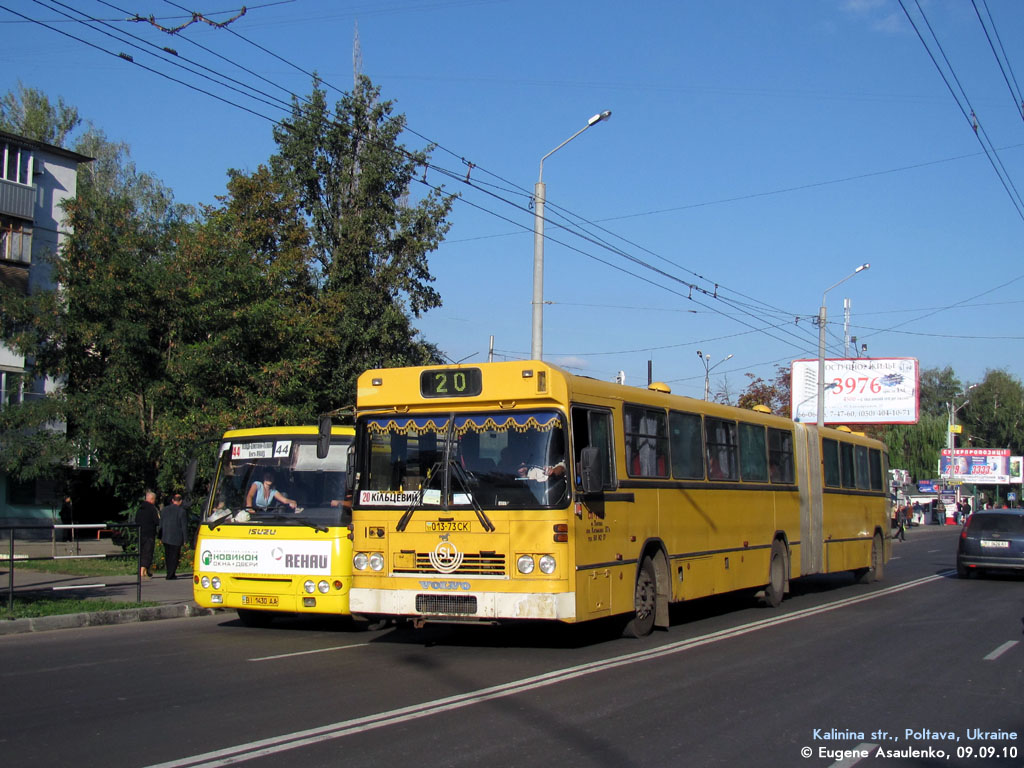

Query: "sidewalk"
<box><xmin>1</xmin><ymin>537</ymin><xmax>217</xmax><ymax>636</ymax></box>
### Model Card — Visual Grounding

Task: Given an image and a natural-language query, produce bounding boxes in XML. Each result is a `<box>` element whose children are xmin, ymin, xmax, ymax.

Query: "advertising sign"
<box><xmin>198</xmin><ymin>539</ymin><xmax>332</xmax><ymax>575</ymax></box>
<box><xmin>791</xmin><ymin>357</ymin><xmax>919</xmax><ymax>425</ymax></box>
<box><xmin>939</xmin><ymin>448</ymin><xmax>1011</xmax><ymax>484</ymax></box>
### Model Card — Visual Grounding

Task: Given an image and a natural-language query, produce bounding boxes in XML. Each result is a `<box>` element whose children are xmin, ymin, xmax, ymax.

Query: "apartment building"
<box><xmin>0</xmin><ymin>130</ymin><xmax>91</xmax><ymax>531</ymax></box>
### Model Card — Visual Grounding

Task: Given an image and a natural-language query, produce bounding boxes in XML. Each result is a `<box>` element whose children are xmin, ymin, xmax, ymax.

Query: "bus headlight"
<box><xmin>318</xmin><ymin>580</ymin><xmax>330</xmax><ymax>594</ymax></box>
<box><xmin>200</xmin><ymin>576</ymin><xmax>210</xmax><ymax>589</ymax></box>
<box><xmin>353</xmin><ymin>552</ymin><xmax>369</xmax><ymax>571</ymax></box>
<box><xmin>517</xmin><ymin>554</ymin><xmax>535</xmax><ymax>574</ymax></box>
<box><xmin>369</xmin><ymin>552</ymin><xmax>384</xmax><ymax>571</ymax></box>
<box><xmin>304</xmin><ymin>580</ymin><xmax>316</xmax><ymax>593</ymax></box>
<box><xmin>538</xmin><ymin>555</ymin><xmax>556</xmax><ymax>574</ymax></box>
<box><xmin>211</xmin><ymin>577</ymin><xmax>222</xmax><ymax>590</ymax></box>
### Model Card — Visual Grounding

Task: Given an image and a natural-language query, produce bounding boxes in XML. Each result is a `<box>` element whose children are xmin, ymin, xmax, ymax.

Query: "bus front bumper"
<box><xmin>350</xmin><ymin>587</ymin><xmax>576</xmax><ymax>622</ymax></box>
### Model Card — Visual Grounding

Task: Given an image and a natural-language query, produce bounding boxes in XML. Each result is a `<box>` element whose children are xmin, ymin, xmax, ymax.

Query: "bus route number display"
<box><xmin>420</xmin><ymin>368</ymin><xmax>483</xmax><ymax>398</ymax></box>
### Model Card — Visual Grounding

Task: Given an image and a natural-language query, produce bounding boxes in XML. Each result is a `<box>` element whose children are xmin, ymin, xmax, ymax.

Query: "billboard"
<box><xmin>940</xmin><ymin>448</ymin><xmax>1011</xmax><ymax>484</ymax></box>
<box><xmin>791</xmin><ymin>357</ymin><xmax>919</xmax><ymax>425</ymax></box>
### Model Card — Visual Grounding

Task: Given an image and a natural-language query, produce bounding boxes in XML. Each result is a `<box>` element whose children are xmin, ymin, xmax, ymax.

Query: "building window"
<box><xmin>1</xmin><ymin>141</ymin><xmax>33</xmax><ymax>185</ymax></box>
<box><xmin>1</xmin><ymin>371</ymin><xmax>25</xmax><ymax>408</ymax></box>
<box><xmin>0</xmin><ymin>216</ymin><xmax>32</xmax><ymax>263</ymax></box>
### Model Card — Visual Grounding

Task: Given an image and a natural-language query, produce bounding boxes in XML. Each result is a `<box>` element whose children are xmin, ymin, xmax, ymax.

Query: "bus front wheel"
<box><xmin>622</xmin><ymin>557</ymin><xmax>657</xmax><ymax>638</ymax></box>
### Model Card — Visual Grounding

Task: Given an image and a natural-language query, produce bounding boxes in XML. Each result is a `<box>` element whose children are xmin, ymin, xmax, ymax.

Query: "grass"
<box><xmin>3</xmin><ymin>596</ymin><xmax>159</xmax><ymax>619</ymax></box>
<box><xmin>13</xmin><ymin>556</ymin><xmax>140</xmax><ymax>577</ymax></box>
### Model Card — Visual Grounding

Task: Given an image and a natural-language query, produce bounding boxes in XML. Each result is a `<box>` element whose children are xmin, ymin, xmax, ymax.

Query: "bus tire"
<box><xmin>761</xmin><ymin>540</ymin><xmax>787</xmax><ymax>608</ymax></box>
<box><xmin>622</xmin><ymin>557</ymin><xmax>657</xmax><ymax>638</ymax></box>
<box><xmin>237</xmin><ymin>609</ymin><xmax>275</xmax><ymax>628</ymax></box>
<box><xmin>855</xmin><ymin>533</ymin><xmax>884</xmax><ymax>584</ymax></box>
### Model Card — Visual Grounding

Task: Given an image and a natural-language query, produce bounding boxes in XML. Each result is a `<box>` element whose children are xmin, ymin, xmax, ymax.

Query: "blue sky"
<box><xmin>3</xmin><ymin>0</ymin><xmax>1024</xmax><ymax>402</ymax></box>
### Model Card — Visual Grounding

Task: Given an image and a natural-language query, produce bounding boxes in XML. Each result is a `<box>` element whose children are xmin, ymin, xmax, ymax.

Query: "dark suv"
<box><xmin>956</xmin><ymin>510</ymin><xmax>1024</xmax><ymax>578</ymax></box>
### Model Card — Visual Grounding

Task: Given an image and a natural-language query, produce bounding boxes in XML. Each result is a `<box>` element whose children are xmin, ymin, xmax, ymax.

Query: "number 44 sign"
<box><xmin>790</xmin><ymin>358</ymin><xmax>919</xmax><ymax>425</ymax></box>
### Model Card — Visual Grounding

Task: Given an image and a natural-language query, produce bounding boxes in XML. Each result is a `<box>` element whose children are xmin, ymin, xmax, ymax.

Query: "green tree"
<box><xmin>882</xmin><ymin>412</ymin><xmax>946</xmax><ymax>482</ymax></box>
<box><xmin>270</xmin><ymin>75</ymin><xmax>452</xmax><ymax>406</ymax></box>
<box><xmin>959</xmin><ymin>369</ymin><xmax>1024</xmax><ymax>454</ymax></box>
<box><xmin>918</xmin><ymin>366</ymin><xmax>963</xmax><ymax>418</ymax></box>
<box><xmin>0</xmin><ymin>81</ymin><xmax>80</xmax><ymax>146</ymax></box>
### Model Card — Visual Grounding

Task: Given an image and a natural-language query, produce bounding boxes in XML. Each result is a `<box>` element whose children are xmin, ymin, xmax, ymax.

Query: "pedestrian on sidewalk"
<box><xmin>160</xmin><ymin>493</ymin><xmax>188</xmax><ymax>580</ymax></box>
<box><xmin>136</xmin><ymin>491</ymin><xmax>160</xmax><ymax>578</ymax></box>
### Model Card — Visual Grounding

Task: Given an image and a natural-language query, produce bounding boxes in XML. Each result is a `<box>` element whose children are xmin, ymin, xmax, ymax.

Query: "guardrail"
<box><xmin>3</xmin><ymin>523</ymin><xmax>141</xmax><ymax>613</ymax></box>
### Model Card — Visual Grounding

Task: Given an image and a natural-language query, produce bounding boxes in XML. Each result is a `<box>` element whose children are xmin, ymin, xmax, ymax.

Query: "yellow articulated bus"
<box><xmin>193</xmin><ymin>425</ymin><xmax>355</xmax><ymax>627</ymax></box>
<box><xmin>348</xmin><ymin>362</ymin><xmax>890</xmax><ymax>636</ymax></box>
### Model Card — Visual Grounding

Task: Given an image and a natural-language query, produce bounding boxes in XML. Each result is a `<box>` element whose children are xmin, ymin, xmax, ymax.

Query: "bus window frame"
<box><xmin>768</xmin><ymin>427</ymin><xmax>795</xmax><ymax>484</ymax></box>
<box><xmin>704</xmin><ymin>416</ymin><xmax>739</xmax><ymax>481</ymax></box>
<box><xmin>822</xmin><ymin>438</ymin><xmax>841</xmax><ymax>488</ymax></box>
<box><xmin>623</xmin><ymin>404</ymin><xmax>670</xmax><ymax>479</ymax></box>
<box><xmin>738</xmin><ymin>422</ymin><xmax>768</xmax><ymax>483</ymax></box>
<box><xmin>669</xmin><ymin>409</ymin><xmax>705</xmax><ymax>480</ymax></box>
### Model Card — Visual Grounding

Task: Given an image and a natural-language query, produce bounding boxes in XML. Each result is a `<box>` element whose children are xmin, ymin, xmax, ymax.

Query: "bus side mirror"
<box><xmin>184</xmin><ymin>458</ymin><xmax>198</xmax><ymax>494</ymax></box>
<box><xmin>317</xmin><ymin>414</ymin><xmax>332</xmax><ymax>459</ymax></box>
<box><xmin>345</xmin><ymin>444</ymin><xmax>356</xmax><ymax>495</ymax></box>
<box><xmin>579</xmin><ymin>447</ymin><xmax>601</xmax><ymax>494</ymax></box>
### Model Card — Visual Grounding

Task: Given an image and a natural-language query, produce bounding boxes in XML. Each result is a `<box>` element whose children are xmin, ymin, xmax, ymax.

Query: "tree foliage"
<box><xmin>0</xmin><ymin>78</ymin><xmax>452</xmax><ymax>507</ymax></box>
<box><xmin>0</xmin><ymin>81</ymin><xmax>80</xmax><ymax>146</ymax></box>
<box><xmin>736</xmin><ymin>366</ymin><xmax>792</xmax><ymax>415</ymax></box>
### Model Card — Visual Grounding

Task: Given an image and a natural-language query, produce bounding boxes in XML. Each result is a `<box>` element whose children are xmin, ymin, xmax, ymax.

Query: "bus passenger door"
<box><xmin>571</xmin><ymin>407</ymin><xmax>617</xmax><ymax>617</ymax></box>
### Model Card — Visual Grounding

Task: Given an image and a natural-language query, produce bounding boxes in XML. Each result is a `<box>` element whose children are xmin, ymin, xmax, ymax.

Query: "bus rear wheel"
<box><xmin>760</xmin><ymin>540</ymin><xmax>787</xmax><ymax>608</ymax></box>
<box><xmin>855</xmin><ymin>532</ymin><xmax>884</xmax><ymax>584</ymax></box>
<box><xmin>622</xmin><ymin>557</ymin><xmax>657</xmax><ymax>638</ymax></box>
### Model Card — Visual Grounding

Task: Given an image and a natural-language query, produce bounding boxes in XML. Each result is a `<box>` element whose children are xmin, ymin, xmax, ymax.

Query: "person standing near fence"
<box><xmin>160</xmin><ymin>493</ymin><xmax>188</xmax><ymax>580</ymax></box>
<box><xmin>136</xmin><ymin>491</ymin><xmax>160</xmax><ymax>578</ymax></box>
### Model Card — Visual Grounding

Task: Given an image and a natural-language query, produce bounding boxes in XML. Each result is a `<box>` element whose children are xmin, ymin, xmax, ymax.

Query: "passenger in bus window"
<box><xmin>246</xmin><ymin>472</ymin><xmax>298</xmax><ymax>511</ymax></box>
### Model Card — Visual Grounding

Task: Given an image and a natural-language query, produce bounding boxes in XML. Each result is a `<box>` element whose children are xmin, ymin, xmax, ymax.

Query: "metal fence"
<box><xmin>3</xmin><ymin>523</ymin><xmax>141</xmax><ymax>613</ymax></box>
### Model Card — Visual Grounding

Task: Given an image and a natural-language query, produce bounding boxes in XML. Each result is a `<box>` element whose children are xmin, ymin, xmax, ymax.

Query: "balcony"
<box><xmin>0</xmin><ymin>177</ymin><xmax>34</xmax><ymax>220</ymax></box>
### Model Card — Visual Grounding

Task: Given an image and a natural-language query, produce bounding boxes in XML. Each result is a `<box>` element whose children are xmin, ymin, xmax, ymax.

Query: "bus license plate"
<box><xmin>426</xmin><ymin>521</ymin><xmax>471</xmax><ymax>533</ymax></box>
<box><xmin>241</xmin><ymin>595</ymin><xmax>279</xmax><ymax>606</ymax></box>
<box><xmin>981</xmin><ymin>540</ymin><xmax>1010</xmax><ymax>549</ymax></box>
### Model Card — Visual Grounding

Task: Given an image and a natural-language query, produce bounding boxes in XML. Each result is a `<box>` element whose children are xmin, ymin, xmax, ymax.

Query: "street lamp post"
<box><xmin>947</xmin><ymin>384</ymin><xmax>977</xmax><ymax>486</ymax></box>
<box><xmin>816</xmin><ymin>263</ymin><xmax>870</xmax><ymax>428</ymax></box>
<box><xmin>697</xmin><ymin>350</ymin><xmax>733</xmax><ymax>401</ymax></box>
<box><xmin>531</xmin><ymin>110</ymin><xmax>612</xmax><ymax>360</ymax></box>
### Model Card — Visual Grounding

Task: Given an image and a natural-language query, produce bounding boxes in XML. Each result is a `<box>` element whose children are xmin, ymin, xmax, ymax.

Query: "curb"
<box><xmin>0</xmin><ymin>603</ymin><xmax>220</xmax><ymax>636</ymax></box>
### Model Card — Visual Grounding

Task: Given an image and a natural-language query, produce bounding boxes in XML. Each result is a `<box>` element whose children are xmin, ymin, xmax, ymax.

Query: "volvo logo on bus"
<box><xmin>428</xmin><ymin>536</ymin><xmax>464</xmax><ymax>574</ymax></box>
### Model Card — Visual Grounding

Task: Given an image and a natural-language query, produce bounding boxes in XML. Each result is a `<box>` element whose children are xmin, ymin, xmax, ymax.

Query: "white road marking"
<box><xmin>145</xmin><ymin>574</ymin><xmax>946</xmax><ymax>768</ymax></box>
<box><xmin>983</xmin><ymin>640</ymin><xmax>1019</xmax><ymax>661</ymax></box>
<box><xmin>249</xmin><ymin>644</ymin><xmax>369</xmax><ymax>661</ymax></box>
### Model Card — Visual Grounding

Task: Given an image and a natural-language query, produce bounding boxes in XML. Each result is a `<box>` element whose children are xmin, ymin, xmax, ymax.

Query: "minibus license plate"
<box><xmin>242</xmin><ymin>595</ymin><xmax>279</xmax><ymax>606</ymax></box>
<box><xmin>426</xmin><ymin>521</ymin><xmax>470</xmax><ymax>533</ymax></box>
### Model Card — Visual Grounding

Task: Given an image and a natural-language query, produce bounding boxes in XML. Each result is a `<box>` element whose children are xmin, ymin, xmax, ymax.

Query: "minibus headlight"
<box><xmin>211</xmin><ymin>577</ymin><xmax>221</xmax><ymax>590</ymax></box>
<box><xmin>353</xmin><ymin>552</ymin><xmax>369</xmax><ymax>571</ymax></box>
<box><xmin>539</xmin><ymin>555</ymin><xmax>556</xmax><ymax>574</ymax></box>
<box><xmin>200</xmin><ymin>576</ymin><xmax>210</xmax><ymax>589</ymax></box>
<box><xmin>303</xmin><ymin>580</ymin><xmax>316</xmax><ymax>594</ymax></box>
<box><xmin>318</xmin><ymin>580</ymin><xmax>330</xmax><ymax>594</ymax></box>
<box><xmin>517</xmin><ymin>555</ymin><xmax>535</xmax><ymax>574</ymax></box>
<box><xmin>369</xmin><ymin>552</ymin><xmax>385</xmax><ymax>571</ymax></box>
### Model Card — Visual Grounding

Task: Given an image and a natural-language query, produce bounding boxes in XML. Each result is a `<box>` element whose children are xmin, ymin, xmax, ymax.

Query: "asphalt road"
<box><xmin>2</xmin><ymin>526</ymin><xmax>1021</xmax><ymax>768</ymax></box>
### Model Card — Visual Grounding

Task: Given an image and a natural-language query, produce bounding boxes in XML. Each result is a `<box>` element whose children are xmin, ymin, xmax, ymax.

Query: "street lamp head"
<box><xmin>855</xmin><ymin>263</ymin><xmax>870</xmax><ymax>273</ymax></box>
<box><xmin>588</xmin><ymin>110</ymin><xmax>612</xmax><ymax>126</ymax></box>
<box><xmin>696</xmin><ymin>350</ymin><xmax>703</xmax><ymax>359</ymax></box>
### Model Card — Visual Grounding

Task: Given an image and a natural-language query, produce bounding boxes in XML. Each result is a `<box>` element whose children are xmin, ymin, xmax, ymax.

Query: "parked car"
<box><xmin>956</xmin><ymin>510</ymin><xmax>1024</xmax><ymax>578</ymax></box>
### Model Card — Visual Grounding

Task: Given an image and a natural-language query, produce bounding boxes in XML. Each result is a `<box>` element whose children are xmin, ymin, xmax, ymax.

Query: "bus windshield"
<box><xmin>206</xmin><ymin>437</ymin><xmax>350</xmax><ymax>528</ymax></box>
<box><xmin>359</xmin><ymin>409</ymin><xmax>568</xmax><ymax>510</ymax></box>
